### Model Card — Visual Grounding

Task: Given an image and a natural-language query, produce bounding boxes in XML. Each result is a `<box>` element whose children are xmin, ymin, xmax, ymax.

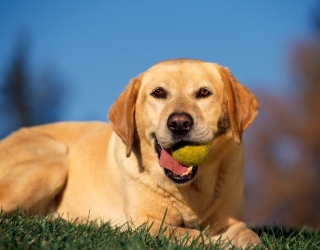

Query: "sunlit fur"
<box><xmin>0</xmin><ymin>59</ymin><xmax>260</xmax><ymax>248</ymax></box>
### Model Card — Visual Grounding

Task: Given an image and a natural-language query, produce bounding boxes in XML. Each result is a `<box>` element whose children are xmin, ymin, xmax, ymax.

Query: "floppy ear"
<box><xmin>108</xmin><ymin>77</ymin><xmax>141</xmax><ymax>157</ymax></box>
<box><xmin>218</xmin><ymin>67</ymin><xmax>259</xmax><ymax>144</ymax></box>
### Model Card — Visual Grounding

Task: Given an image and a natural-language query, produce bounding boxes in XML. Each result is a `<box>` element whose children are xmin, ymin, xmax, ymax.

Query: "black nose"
<box><xmin>167</xmin><ymin>112</ymin><xmax>193</xmax><ymax>135</ymax></box>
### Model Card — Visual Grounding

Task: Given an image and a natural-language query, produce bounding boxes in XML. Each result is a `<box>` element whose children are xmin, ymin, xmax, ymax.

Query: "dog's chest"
<box><xmin>167</xmin><ymin>196</ymin><xmax>202</xmax><ymax>228</ymax></box>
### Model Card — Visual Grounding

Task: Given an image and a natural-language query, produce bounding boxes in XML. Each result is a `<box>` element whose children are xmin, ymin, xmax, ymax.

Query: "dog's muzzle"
<box><xmin>152</xmin><ymin>112</ymin><xmax>199</xmax><ymax>185</ymax></box>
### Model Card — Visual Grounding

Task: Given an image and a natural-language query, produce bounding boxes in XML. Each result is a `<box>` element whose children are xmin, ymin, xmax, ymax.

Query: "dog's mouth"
<box><xmin>154</xmin><ymin>137</ymin><xmax>198</xmax><ymax>185</ymax></box>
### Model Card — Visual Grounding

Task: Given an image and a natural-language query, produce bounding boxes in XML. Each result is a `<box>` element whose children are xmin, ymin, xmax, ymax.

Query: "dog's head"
<box><xmin>108</xmin><ymin>59</ymin><xmax>258</xmax><ymax>185</ymax></box>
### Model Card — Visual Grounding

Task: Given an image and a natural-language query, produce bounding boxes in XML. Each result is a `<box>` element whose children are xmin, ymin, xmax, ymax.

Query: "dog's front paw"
<box><xmin>177</xmin><ymin>230</ymin><xmax>209</xmax><ymax>246</ymax></box>
<box><xmin>235</xmin><ymin>229</ymin><xmax>262</xmax><ymax>249</ymax></box>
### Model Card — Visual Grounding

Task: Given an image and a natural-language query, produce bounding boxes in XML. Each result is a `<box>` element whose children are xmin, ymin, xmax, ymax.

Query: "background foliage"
<box><xmin>243</xmin><ymin>14</ymin><xmax>320</xmax><ymax>228</ymax></box>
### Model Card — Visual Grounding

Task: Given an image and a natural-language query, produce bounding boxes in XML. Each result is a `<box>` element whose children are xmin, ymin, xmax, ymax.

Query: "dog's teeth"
<box><xmin>181</xmin><ymin>171</ymin><xmax>188</xmax><ymax>176</ymax></box>
<box><xmin>181</xmin><ymin>166</ymin><xmax>193</xmax><ymax>176</ymax></box>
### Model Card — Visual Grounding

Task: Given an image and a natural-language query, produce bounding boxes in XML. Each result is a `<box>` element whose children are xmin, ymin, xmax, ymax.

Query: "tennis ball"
<box><xmin>171</xmin><ymin>141</ymin><xmax>212</xmax><ymax>166</ymax></box>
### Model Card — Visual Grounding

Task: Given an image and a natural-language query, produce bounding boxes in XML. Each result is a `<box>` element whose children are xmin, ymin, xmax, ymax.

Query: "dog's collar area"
<box><xmin>153</xmin><ymin>136</ymin><xmax>198</xmax><ymax>184</ymax></box>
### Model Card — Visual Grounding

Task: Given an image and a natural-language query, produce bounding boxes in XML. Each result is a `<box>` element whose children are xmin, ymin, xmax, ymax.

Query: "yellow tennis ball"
<box><xmin>171</xmin><ymin>141</ymin><xmax>212</xmax><ymax>166</ymax></box>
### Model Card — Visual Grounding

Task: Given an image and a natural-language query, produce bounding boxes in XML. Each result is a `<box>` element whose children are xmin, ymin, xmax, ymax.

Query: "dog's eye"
<box><xmin>197</xmin><ymin>88</ymin><xmax>212</xmax><ymax>98</ymax></box>
<box><xmin>151</xmin><ymin>88</ymin><xmax>167</xmax><ymax>99</ymax></box>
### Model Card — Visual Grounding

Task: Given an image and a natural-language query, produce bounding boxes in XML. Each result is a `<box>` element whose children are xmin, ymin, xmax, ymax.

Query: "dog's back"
<box><xmin>0</xmin><ymin>122</ymin><xmax>126</xmax><ymax>223</ymax></box>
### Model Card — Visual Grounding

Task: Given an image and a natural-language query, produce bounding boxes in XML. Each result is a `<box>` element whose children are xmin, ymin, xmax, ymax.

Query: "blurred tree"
<box><xmin>0</xmin><ymin>35</ymin><xmax>65</xmax><ymax>138</ymax></box>
<box><xmin>1</xmin><ymin>38</ymin><xmax>33</xmax><ymax>131</ymax></box>
<box><xmin>244</xmin><ymin>14</ymin><xmax>320</xmax><ymax>228</ymax></box>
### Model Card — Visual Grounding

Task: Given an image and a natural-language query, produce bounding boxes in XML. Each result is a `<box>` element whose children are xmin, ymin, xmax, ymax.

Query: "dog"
<box><xmin>0</xmin><ymin>59</ymin><xmax>261</xmax><ymax>248</ymax></box>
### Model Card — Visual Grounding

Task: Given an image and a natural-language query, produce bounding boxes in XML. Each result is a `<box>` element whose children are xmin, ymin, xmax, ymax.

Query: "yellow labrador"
<box><xmin>0</xmin><ymin>59</ymin><xmax>260</xmax><ymax>248</ymax></box>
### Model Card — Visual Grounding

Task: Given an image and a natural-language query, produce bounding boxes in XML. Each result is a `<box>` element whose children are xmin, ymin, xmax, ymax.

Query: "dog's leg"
<box><xmin>141</xmin><ymin>217</ymin><xmax>260</xmax><ymax>248</ymax></box>
<box><xmin>131</xmin><ymin>217</ymin><xmax>208</xmax><ymax>246</ymax></box>
<box><xmin>210</xmin><ymin>222</ymin><xmax>261</xmax><ymax>249</ymax></box>
<box><xmin>0</xmin><ymin>128</ymin><xmax>68</xmax><ymax>215</ymax></box>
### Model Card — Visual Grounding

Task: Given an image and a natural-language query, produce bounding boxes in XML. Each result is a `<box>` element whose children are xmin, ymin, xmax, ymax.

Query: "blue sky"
<box><xmin>0</xmin><ymin>1</ymin><xmax>317</xmax><ymax>122</ymax></box>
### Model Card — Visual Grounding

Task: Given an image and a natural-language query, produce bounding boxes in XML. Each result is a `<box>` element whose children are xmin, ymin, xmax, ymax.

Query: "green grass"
<box><xmin>0</xmin><ymin>210</ymin><xmax>319</xmax><ymax>249</ymax></box>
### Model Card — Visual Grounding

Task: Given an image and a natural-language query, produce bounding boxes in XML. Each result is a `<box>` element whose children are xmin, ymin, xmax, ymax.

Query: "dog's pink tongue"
<box><xmin>159</xmin><ymin>148</ymin><xmax>188</xmax><ymax>175</ymax></box>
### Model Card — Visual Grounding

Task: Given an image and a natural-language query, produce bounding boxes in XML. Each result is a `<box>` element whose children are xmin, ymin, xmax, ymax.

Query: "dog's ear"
<box><xmin>218</xmin><ymin>67</ymin><xmax>259</xmax><ymax>144</ymax></box>
<box><xmin>108</xmin><ymin>77</ymin><xmax>141</xmax><ymax>157</ymax></box>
